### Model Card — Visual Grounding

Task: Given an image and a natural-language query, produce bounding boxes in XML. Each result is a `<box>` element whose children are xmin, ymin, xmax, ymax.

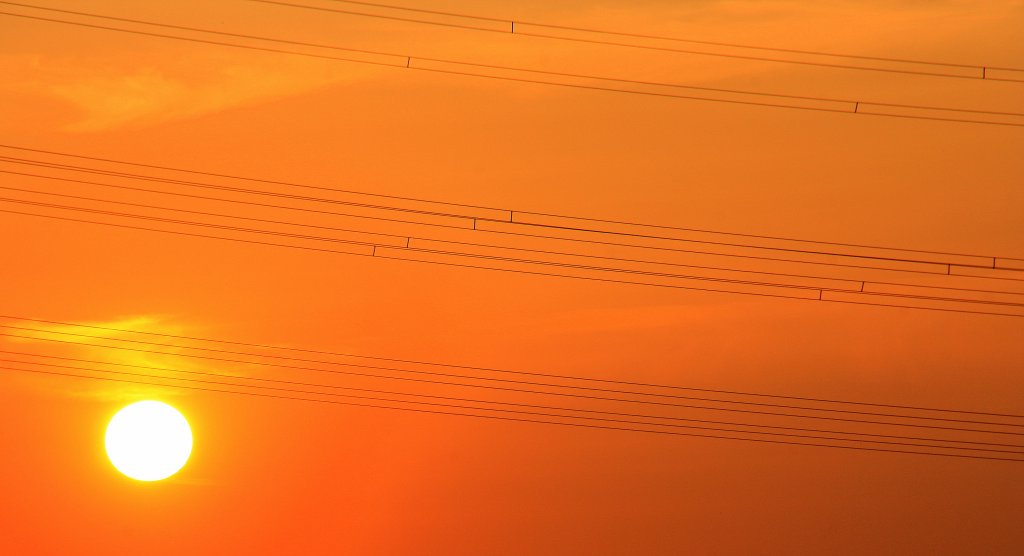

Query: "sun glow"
<box><xmin>105</xmin><ymin>401</ymin><xmax>192</xmax><ymax>481</ymax></box>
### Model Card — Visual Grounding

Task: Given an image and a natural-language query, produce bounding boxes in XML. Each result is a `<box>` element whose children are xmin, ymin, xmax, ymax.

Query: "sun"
<box><xmin>105</xmin><ymin>400</ymin><xmax>193</xmax><ymax>481</ymax></box>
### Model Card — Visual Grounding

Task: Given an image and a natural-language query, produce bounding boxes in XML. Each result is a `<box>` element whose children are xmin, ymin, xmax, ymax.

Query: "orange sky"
<box><xmin>1</xmin><ymin>1</ymin><xmax>1023</xmax><ymax>554</ymax></box>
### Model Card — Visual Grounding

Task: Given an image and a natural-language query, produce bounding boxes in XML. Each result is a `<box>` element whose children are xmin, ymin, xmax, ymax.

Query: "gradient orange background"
<box><xmin>1</xmin><ymin>1</ymin><xmax>1023</xmax><ymax>554</ymax></box>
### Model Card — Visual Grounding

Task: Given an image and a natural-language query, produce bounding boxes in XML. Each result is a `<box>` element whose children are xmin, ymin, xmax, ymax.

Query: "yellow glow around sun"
<box><xmin>105</xmin><ymin>401</ymin><xmax>192</xmax><ymax>481</ymax></box>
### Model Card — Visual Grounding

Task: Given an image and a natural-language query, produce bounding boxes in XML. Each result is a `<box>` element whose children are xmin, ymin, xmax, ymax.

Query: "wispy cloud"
<box><xmin>1</xmin><ymin>52</ymin><xmax>375</xmax><ymax>132</ymax></box>
<box><xmin>54</xmin><ymin>64</ymin><xmax>348</xmax><ymax>132</ymax></box>
<box><xmin>1</xmin><ymin>315</ymin><xmax>252</xmax><ymax>401</ymax></box>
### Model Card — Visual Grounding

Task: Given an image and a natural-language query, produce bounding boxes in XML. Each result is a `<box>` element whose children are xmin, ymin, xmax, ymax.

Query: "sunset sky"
<box><xmin>2</xmin><ymin>1</ymin><xmax>1023</xmax><ymax>554</ymax></box>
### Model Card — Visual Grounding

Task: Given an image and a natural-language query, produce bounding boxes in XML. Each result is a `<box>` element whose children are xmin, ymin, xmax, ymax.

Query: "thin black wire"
<box><xmin>12</xmin><ymin>350</ymin><xmax>1022</xmax><ymax>448</ymax></box>
<box><xmin>3</xmin><ymin>207</ymin><xmax>1023</xmax><ymax>319</ymax></box>
<box><xmin>0</xmin><ymin>145</ymin><xmax>506</xmax><ymax>215</ymax></box>
<box><xmin>0</xmin><ymin>2</ymin><xmax>1002</xmax><ymax>115</ymax></box>
<box><xmin>0</xmin><ymin>181</ymin><xmax>860</xmax><ymax>293</ymax></box>
<box><xmin>5</xmin><ymin>313</ymin><xmax>1023</xmax><ymax>419</ymax></box>
<box><xmin>0</xmin><ymin>9</ymin><xmax>838</xmax><ymax>111</ymax></box>
<box><xmin>9</xmin><ymin>354</ymin><xmax>1020</xmax><ymax>453</ymax></box>
<box><xmin>11</xmin><ymin>0</ymin><xmax>1020</xmax><ymax>117</ymax></box>
<box><xmin>4</xmin><ymin>155</ymin><xmax>1018</xmax><ymax>274</ymax></box>
<box><xmin>252</xmin><ymin>0</ymin><xmax>1024</xmax><ymax>83</ymax></box>
<box><xmin>4</xmin><ymin>364</ymin><xmax>1021</xmax><ymax>462</ymax></box>
<box><xmin>5</xmin><ymin>194</ymin><xmax>1024</xmax><ymax>313</ymax></box>
<box><xmin>0</xmin><ymin>164</ymin><xmax>974</xmax><ymax>281</ymax></box>
<box><xmin>0</xmin><ymin>158</ymin><xmax>477</xmax><ymax>222</ymax></box>
<box><xmin>4</xmin><ymin>330</ymin><xmax>1023</xmax><ymax>435</ymax></box>
<box><xmin>62</xmin><ymin>1</ymin><xmax>1024</xmax><ymax>117</ymax></box>
<box><xmin>0</xmin><ymin>4</ymin><xmax>1015</xmax><ymax>456</ymax></box>
<box><xmin>0</xmin><ymin>196</ymin><xmax>867</xmax><ymax>299</ymax></box>
<box><xmin>952</xmin><ymin>267</ymin><xmax>1024</xmax><ymax>283</ymax></box>
<box><xmin>412</xmin><ymin>64</ymin><xmax>1024</xmax><ymax>127</ymax></box>
<box><xmin>6</xmin><ymin>177</ymin><xmax>1015</xmax><ymax>301</ymax></box>
<box><xmin>0</xmin><ymin>179</ymin><xmax>869</xmax><ymax>291</ymax></box>
<box><xmin>318</xmin><ymin>0</ymin><xmax>1022</xmax><ymax>73</ymax></box>
<box><xmin>5</xmin><ymin>157</ymin><xmax>1023</xmax><ymax>279</ymax></box>
<box><xmin>4</xmin><ymin>181</ymin><xmax>1019</xmax><ymax>307</ymax></box>
<box><xmin>0</xmin><ymin>182</ymin><xmax>415</xmax><ymax>243</ymax></box>
<box><xmin>2</xmin><ymin>7</ymin><xmax>1023</xmax><ymax>127</ymax></box>
<box><xmin>3</xmin><ymin>143</ymin><xmax>1015</xmax><ymax>263</ymax></box>
<box><xmin>5</xmin><ymin>195</ymin><xmax>1024</xmax><ymax>313</ymax></box>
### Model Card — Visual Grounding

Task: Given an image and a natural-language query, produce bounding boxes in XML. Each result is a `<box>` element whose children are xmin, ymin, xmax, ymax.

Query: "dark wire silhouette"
<box><xmin>3</xmin><ymin>190</ymin><xmax>1024</xmax><ymax>314</ymax></box>
<box><xmin>1</xmin><ymin>5</ymin><xmax>1022</xmax><ymax>127</ymax></box>
<box><xmin>4</xmin><ymin>313</ymin><xmax>1023</xmax><ymax>419</ymax></box>
<box><xmin>3</xmin><ymin>364</ymin><xmax>1021</xmax><ymax>462</ymax></box>
<box><xmin>250</xmin><ymin>0</ymin><xmax>1024</xmax><ymax>83</ymax></box>
<box><xmin>4</xmin><ymin>143</ymin><xmax>1021</xmax><ymax>266</ymax></box>
<box><xmin>3</xmin><ymin>330</ymin><xmax>1023</xmax><ymax>435</ymax></box>
<box><xmin>4</xmin><ymin>356</ymin><xmax>1019</xmax><ymax>456</ymax></box>
<box><xmin>4</xmin><ymin>156</ymin><xmax>1023</xmax><ymax>277</ymax></box>
<box><xmin>2</xmin><ymin>206</ymin><xmax>1023</xmax><ymax>318</ymax></box>
<box><xmin>315</xmin><ymin>0</ymin><xmax>1022</xmax><ymax>73</ymax></box>
<box><xmin>7</xmin><ymin>350</ymin><xmax>1022</xmax><ymax>450</ymax></box>
<box><xmin>1</xmin><ymin>2</ymin><xmax>1020</xmax><ymax>466</ymax></box>
<box><xmin>6</xmin><ymin>177</ymin><xmax>1022</xmax><ymax>300</ymax></box>
<box><xmin>4</xmin><ymin>195</ymin><xmax>1024</xmax><ymax>315</ymax></box>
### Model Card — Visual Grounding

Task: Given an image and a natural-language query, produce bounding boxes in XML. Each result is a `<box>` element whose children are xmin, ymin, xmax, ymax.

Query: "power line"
<box><xmin>6</xmin><ymin>153</ymin><xmax>1015</xmax><ymax>274</ymax></box>
<box><xmin>6</xmin><ymin>178</ymin><xmax>1021</xmax><ymax>301</ymax></box>
<box><xmin>4</xmin><ymin>329</ymin><xmax>1023</xmax><ymax>435</ymax></box>
<box><xmin>0</xmin><ymin>180</ymin><xmax>888</xmax><ymax>292</ymax></box>
<box><xmin>10</xmin><ymin>0</ymin><xmax>1018</xmax><ymax>119</ymax></box>
<box><xmin>1</xmin><ymin>6</ymin><xmax>1023</xmax><ymax>127</ymax></box>
<box><xmin>4</xmin><ymin>143</ymin><xmax>1019</xmax><ymax>265</ymax></box>
<box><xmin>3</xmin><ymin>206</ymin><xmax>1022</xmax><ymax>318</ymax></box>
<box><xmin>3</xmin><ymin>193</ymin><xmax>1023</xmax><ymax>315</ymax></box>
<box><xmin>315</xmin><ymin>0</ymin><xmax>1023</xmax><ymax>75</ymax></box>
<box><xmin>0</xmin><ymin>158</ymin><xmax>478</xmax><ymax>222</ymax></box>
<box><xmin>0</xmin><ymin>165</ymin><xmax>992</xmax><ymax>283</ymax></box>
<box><xmin>0</xmin><ymin>1</ymin><xmax>1015</xmax><ymax>464</ymax></box>
<box><xmin>8</xmin><ymin>353</ymin><xmax>1020</xmax><ymax>453</ymax></box>
<box><xmin>5</xmin><ymin>157</ymin><xmax>1024</xmax><ymax>284</ymax></box>
<box><xmin>250</xmin><ymin>0</ymin><xmax>1024</xmax><ymax>83</ymax></box>
<box><xmin>4</xmin><ymin>364</ymin><xmax>1021</xmax><ymax>462</ymax></box>
<box><xmin>5</xmin><ymin>313</ymin><xmax>1022</xmax><ymax>419</ymax></box>
<box><xmin>0</xmin><ymin>143</ymin><xmax>504</xmax><ymax>216</ymax></box>
<box><xmin>4</xmin><ymin>195</ymin><xmax>1024</xmax><ymax>316</ymax></box>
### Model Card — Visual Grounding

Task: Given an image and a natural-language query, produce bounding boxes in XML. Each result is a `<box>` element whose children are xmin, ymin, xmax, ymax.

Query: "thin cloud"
<box><xmin>1</xmin><ymin>315</ymin><xmax>254</xmax><ymax>401</ymax></box>
<box><xmin>50</xmin><ymin>60</ymin><xmax>367</xmax><ymax>132</ymax></box>
<box><xmin>0</xmin><ymin>52</ymin><xmax>376</xmax><ymax>132</ymax></box>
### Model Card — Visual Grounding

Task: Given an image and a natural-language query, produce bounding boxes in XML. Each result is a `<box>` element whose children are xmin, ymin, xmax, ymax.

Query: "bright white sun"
<box><xmin>105</xmin><ymin>400</ymin><xmax>192</xmax><ymax>481</ymax></box>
